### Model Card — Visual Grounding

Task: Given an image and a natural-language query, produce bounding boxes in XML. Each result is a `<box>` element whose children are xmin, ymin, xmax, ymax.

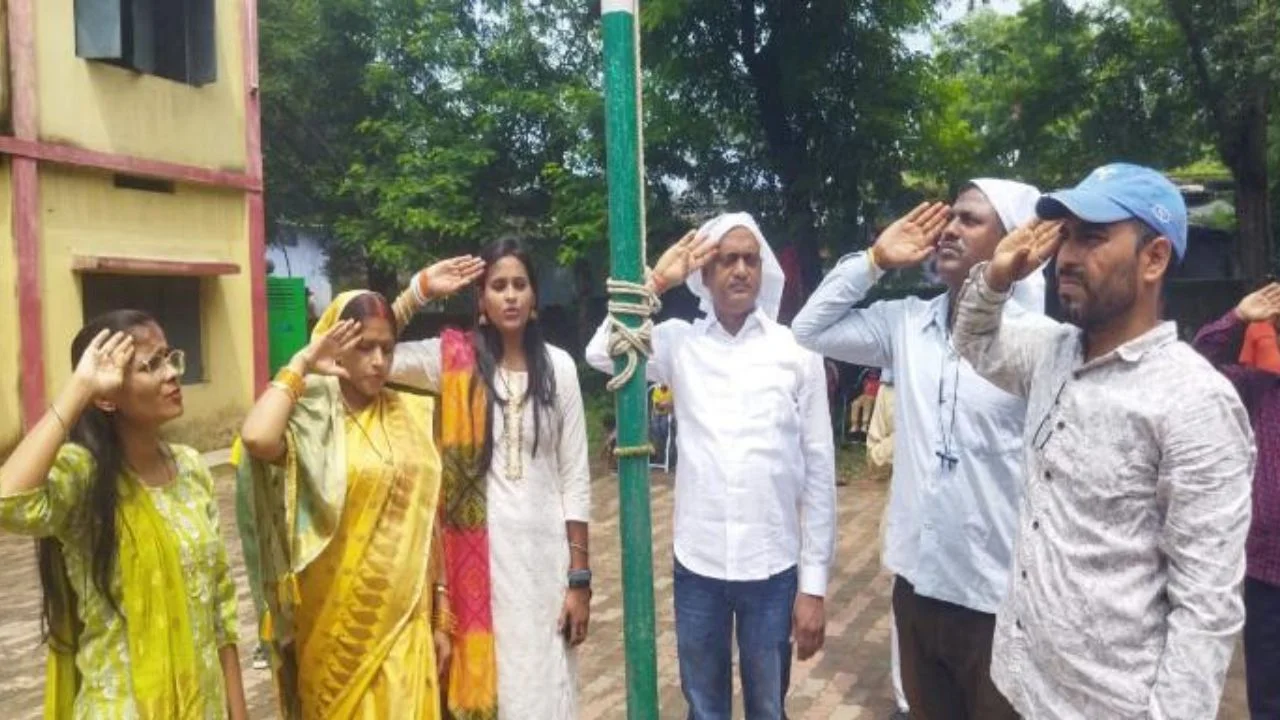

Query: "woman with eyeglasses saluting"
<box><xmin>0</xmin><ymin>310</ymin><xmax>248</xmax><ymax>720</ymax></box>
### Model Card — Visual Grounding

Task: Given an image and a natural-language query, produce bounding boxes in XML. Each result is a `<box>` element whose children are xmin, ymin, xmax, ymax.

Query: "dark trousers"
<box><xmin>1246</xmin><ymin>577</ymin><xmax>1280</xmax><ymax>719</ymax></box>
<box><xmin>674</xmin><ymin>559</ymin><xmax>797</xmax><ymax>720</ymax></box>
<box><xmin>892</xmin><ymin>576</ymin><xmax>1019</xmax><ymax>720</ymax></box>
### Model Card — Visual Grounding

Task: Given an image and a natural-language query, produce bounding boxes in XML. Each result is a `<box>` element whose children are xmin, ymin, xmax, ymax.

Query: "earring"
<box><xmin>479</xmin><ymin>313</ymin><xmax>489</xmax><ymax>326</ymax></box>
<box><xmin>530</xmin><ymin>309</ymin><xmax>538</xmax><ymax>320</ymax></box>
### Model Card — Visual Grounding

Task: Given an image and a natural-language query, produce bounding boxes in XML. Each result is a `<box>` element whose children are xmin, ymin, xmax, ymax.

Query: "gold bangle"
<box><xmin>867</xmin><ymin>246</ymin><xmax>884</xmax><ymax>272</ymax></box>
<box><xmin>270</xmin><ymin>381</ymin><xmax>299</xmax><ymax>403</ymax></box>
<box><xmin>274</xmin><ymin>367</ymin><xmax>306</xmax><ymax>399</ymax></box>
<box><xmin>433</xmin><ymin>606</ymin><xmax>456</xmax><ymax>634</ymax></box>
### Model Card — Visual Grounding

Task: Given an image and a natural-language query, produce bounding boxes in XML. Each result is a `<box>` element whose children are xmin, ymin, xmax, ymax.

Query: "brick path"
<box><xmin>0</xmin><ymin>462</ymin><xmax>1249</xmax><ymax>718</ymax></box>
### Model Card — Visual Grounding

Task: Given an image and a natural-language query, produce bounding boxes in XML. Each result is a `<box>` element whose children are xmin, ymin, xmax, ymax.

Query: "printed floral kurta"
<box><xmin>0</xmin><ymin>443</ymin><xmax>239</xmax><ymax>719</ymax></box>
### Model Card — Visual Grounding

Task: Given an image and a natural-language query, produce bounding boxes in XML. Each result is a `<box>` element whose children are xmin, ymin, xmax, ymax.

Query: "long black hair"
<box><xmin>37</xmin><ymin>309</ymin><xmax>157</xmax><ymax>647</ymax></box>
<box><xmin>471</xmin><ymin>239</ymin><xmax>557</xmax><ymax>474</ymax></box>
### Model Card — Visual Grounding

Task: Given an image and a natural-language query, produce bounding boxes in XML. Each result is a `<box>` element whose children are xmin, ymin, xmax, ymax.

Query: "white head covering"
<box><xmin>684</xmin><ymin>212</ymin><xmax>787</xmax><ymax>322</ymax></box>
<box><xmin>969</xmin><ymin>178</ymin><xmax>1047</xmax><ymax>313</ymax></box>
<box><xmin>969</xmin><ymin>178</ymin><xmax>1040</xmax><ymax>234</ymax></box>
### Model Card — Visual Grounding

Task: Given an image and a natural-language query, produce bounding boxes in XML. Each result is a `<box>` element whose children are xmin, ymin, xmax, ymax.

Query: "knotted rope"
<box><xmin>605</xmin><ymin>276</ymin><xmax>661</xmax><ymax>458</ymax></box>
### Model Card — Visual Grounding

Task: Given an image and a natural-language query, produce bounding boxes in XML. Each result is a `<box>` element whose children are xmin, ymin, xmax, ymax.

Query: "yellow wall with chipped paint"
<box><xmin>36</xmin><ymin>166</ymin><xmax>254</xmax><ymax>443</ymax></box>
<box><xmin>33</xmin><ymin>0</ymin><xmax>247</xmax><ymax>170</ymax></box>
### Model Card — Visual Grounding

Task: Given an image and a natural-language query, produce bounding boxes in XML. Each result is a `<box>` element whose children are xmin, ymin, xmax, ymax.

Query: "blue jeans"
<box><xmin>674</xmin><ymin>559</ymin><xmax>797</xmax><ymax>720</ymax></box>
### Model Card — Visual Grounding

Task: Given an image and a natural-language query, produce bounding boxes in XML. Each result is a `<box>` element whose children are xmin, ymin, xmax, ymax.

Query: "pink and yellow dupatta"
<box><xmin>438</xmin><ymin>328</ymin><xmax>498</xmax><ymax>720</ymax></box>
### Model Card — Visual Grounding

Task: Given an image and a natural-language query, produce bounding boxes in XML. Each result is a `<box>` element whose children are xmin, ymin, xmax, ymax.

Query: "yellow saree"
<box><xmin>236</xmin><ymin>294</ymin><xmax>445</xmax><ymax>720</ymax></box>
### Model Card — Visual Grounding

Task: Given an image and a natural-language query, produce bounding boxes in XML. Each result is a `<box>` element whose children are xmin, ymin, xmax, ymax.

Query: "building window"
<box><xmin>81</xmin><ymin>275</ymin><xmax>206</xmax><ymax>384</ymax></box>
<box><xmin>75</xmin><ymin>0</ymin><xmax>217</xmax><ymax>86</ymax></box>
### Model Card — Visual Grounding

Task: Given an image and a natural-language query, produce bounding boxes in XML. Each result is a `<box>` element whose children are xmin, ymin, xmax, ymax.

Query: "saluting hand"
<box><xmin>871</xmin><ymin>201</ymin><xmax>950</xmax><ymax>270</ymax></box>
<box><xmin>649</xmin><ymin>229</ymin><xmax>719</xmax><ymax>294</ymax></box>
<box><xmin>422</xmin><ymin>255</ymin><xmax>486</xmax><ymax>299</ymax></box>
<box><xmin>1236</xmin><ymin>283</ymin><xmax>1280</xmax><ymax>324</ymax></box>
<box><xmin>296</xmin><ymin>320</ymin><xmax>362</xmax><ymax>379</ymax></box>
<box><xmin>984</xmin><ymin>218</ymin><xmax>1064</xmax><ymax>293</ymax></box>
<box><xmin>72</xmin><ymin>329</ymin><xmax>135</xmax><ymax>399</ymax></box>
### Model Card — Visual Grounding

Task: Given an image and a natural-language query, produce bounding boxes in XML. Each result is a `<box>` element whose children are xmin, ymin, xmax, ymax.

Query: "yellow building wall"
<box><xmin>34</xmin><ymin>0</ymin><xmax>247</xmax><ymax>171</ymax></box>
<box><xmin>38</xmin><ymin>166</ymin><xmax>254</xmax><ymax>443</ymax></box>
<box><xmin>0</xmin><ymin>163</ymin><xmax>20</xmax><ymax>454</ymax></box>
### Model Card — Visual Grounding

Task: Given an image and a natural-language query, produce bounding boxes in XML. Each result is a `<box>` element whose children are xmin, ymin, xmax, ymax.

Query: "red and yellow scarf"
<box><xmin>439</xmin><ymin>328</ymin><xmax>498</xmax><ymax>719</ymax></box>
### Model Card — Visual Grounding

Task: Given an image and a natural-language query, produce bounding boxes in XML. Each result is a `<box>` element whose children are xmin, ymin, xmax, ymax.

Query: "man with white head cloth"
<box><xmin>792</xmin><ymin>180</ymin><xmax>1043</xmax><ymax>720</ymax></box>
<box><xmin>587</xmin><ymin>213</ymin><xmax>836</xmax><ymax>720</ymax></box>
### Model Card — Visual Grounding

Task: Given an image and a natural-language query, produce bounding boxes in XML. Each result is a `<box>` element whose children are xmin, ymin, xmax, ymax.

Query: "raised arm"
<box><xmin>1148</xmin><ymin>385</ymin><xmax>1254</xmax><ymax>718</ymax></box>
<box><xmin>585</xmin><ymin>229</ymin><xmax>718</xmax><ymax>383</ymax></box>
<box><xmin>239</xmin><ymin>320</ymin><xmax>361</xmax><ymax>462</ymax></box>
<box><xmin>0</xmin><ymin>330</ymin><xmax>132</xmax><ymax>500</ymax></box>
<box><xmin>387</xmin><ymin>256</ymin><xmax>487</xmax><ymax>393</ymax></box>
<box><xmin>792</xmin><ymin>201</ymin><xmax>949</xmax><ymax>367</ymax></box>
<box><xmin>954</xmin><ymin>220</ymin><xmax>1065</xmax><ymax>398</ymax></box>
<box><xmin>1192</xmin><ymin>284</ymin><xmax>1280</xmax><ymax>398</ymax></box>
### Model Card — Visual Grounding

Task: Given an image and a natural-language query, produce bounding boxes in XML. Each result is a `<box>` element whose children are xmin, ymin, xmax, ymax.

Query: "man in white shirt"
<box><xmin>791</xmin><ymin>180</ymin><xmax>1043</xmax><ymax>720</ymax></box>
<box><xmin>586</xmin><ymin>213</ymin><xmax>836</xmax><ymax>720</ymax></box>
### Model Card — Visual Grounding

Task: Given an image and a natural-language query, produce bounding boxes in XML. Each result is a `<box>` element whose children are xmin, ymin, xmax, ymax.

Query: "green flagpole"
<box><xmin>600</xmin><ymin>1</ymin><xmax>659</xmax><ymax>718</ymax></box>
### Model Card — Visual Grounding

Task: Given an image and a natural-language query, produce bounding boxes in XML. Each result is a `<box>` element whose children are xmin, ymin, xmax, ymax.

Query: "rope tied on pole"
<box><xmin>605</xmin><ymin>276</ymin><xmax>660</xmax><ymax>458</ymax></box>
<box><xmin>603</xmin><ymin>277</ymin><xmax>660</xmax><ymax>393</ymax></box>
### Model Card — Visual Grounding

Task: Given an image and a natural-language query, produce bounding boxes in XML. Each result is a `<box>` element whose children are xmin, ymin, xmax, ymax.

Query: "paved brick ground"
<box><xmin>0</xmin><ymin>461</ymin><xmax>1249</xmax><ymax>718</ymax></box>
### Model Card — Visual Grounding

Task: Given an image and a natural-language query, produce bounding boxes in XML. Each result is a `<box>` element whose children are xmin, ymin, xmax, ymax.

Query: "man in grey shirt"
<box><xmin>954</xmin><ymin>162</ymin><xmax>1254</xmax><ymax>719</ymax></box>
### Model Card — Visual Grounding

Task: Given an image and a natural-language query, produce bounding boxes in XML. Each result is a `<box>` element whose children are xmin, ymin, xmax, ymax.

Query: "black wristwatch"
<box><xmin>567</xmin><ymin>568</ymin><xmax>592</xmax><ymax>590</ymax></box>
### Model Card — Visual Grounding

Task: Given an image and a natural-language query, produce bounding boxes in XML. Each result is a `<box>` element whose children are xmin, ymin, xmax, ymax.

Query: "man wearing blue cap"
<box><xmin>952</xmin><ymin>163</ymin><xmax>1255</xmax><ymax>718</ymax></box>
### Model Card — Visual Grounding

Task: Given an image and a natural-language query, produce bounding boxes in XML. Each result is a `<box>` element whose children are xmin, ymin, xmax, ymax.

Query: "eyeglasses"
<box><xmin>136</xmin><ymin>349</ymin><xmax>186</xmax><ymax>377</ymax></box>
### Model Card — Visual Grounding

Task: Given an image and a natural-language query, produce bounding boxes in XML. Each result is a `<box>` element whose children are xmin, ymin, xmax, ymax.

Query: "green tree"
<box><xmin>1162</xmin><ymin>0</ymin><xmax>1278</xmax><ymax>279</ymax></box>
<box><xmin>640</xmin><ymin>0</ymin><xmax>939</xmax><ymax>291</ymax></box>
<box><xmin>919</xmin><ymin>0</ymin><xmax>1209</xmax><ymax>190</ymax></box>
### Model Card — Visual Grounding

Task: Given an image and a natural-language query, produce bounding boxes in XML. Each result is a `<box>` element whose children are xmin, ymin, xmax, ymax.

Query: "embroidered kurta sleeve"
<box><xmin>554</xmin><ymin>351</ymin><xmax>592</xmax><ymax>523</ymax></box>
<box><xmin>391</xmin><ymin>338</ymin><xmax>445</xmax><ymax>393</ymax></box>
<box><xmin>953</xmin><ymin>263</ymin><xmax>1062</xmax><ymax>399</ymax></box>
<box><xmin>0</xmin><ymin>444</ymin><xmax>93</xmax><ymax>540</ymax></box>
<box><xmin>797</xmin><ymin>350</ymin><xmax>837</xmax><ymax>597</ymax></box>
<box><xmin>790</xmin><ymin>252</ymin><xmax>898</xmax><ymax>368</ymax></box>
<box><xmin>1148</xmin><ymin>386</ymin><xmax>1253</xmax><ymax>718</ymax></box>
<box><xmin>194</xmin><ymin>454</ymin><xmax>241</xmax><ymax>648</ymax></box>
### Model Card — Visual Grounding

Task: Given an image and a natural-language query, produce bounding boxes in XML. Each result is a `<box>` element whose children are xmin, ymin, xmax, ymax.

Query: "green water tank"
<box><xmin>266</xmin><ymin>277</ymin><xmax>308</xmax><ymax>376</ymax></box>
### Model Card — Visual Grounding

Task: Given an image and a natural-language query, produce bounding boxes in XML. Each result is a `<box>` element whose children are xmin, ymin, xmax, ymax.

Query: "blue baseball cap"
<box><xmin>1036</xmin><ymin>163</ymin><xmax>1188</xmax><ymax>260</ymax></box>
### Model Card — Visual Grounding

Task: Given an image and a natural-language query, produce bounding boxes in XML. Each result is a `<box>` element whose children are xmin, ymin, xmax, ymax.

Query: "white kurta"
<box><xmin>390</xmin><ymin>339</ymin><xmax>591</xmax><ymax>720</ymax></box>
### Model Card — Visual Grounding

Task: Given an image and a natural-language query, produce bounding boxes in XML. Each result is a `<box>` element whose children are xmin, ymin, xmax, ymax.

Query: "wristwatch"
<box><xmin>567</xmin><ymin>568</ymin><xmax>592</xmax><ymax>590</ymax></box>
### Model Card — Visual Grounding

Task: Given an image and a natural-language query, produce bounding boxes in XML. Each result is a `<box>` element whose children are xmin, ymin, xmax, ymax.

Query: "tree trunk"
<box><xmin>1230</xmin><ymin>89</ymin><xmax>1272</xmax><ymax>282</ymax></box>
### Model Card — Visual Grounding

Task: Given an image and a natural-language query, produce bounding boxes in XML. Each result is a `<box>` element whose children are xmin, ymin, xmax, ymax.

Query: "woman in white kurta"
<box><xmin>388</xmin><ymin>240</ymin><xmax>592</xmax><ymax>720</ymax></box>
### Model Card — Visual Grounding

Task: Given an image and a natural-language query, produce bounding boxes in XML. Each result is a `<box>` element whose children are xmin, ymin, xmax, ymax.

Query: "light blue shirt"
<box><xmin>791</xmin><ymin>253</ymin><xmax>1039</xmax><ymax>613</ymax></box>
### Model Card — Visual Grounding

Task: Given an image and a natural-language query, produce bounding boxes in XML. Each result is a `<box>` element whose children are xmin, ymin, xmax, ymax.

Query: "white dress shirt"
<box><xmin>791</xmin><ymin>252</ymin><xmax>1037</xmax><ymax>614</ymax></box>
<box><xmin>586</xmin><ymin>309</ymin><xmax>836</xmax><ymax>596</ymax></box>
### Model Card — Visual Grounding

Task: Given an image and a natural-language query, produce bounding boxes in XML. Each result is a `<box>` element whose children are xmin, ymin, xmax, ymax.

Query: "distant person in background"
<box><xmin>651</xmin><ymin>383</ymin><xmax>676</xmax><ymax>469</ymax></box>
<box><xmin>865</xmin><ymin>367</ymin><xmax>895</xmax><ymax>480</ymax></box>
<box><xmin>846</xmin><ymin>369</ymin><xmax>880</xmax><ymax>440</ymax></box>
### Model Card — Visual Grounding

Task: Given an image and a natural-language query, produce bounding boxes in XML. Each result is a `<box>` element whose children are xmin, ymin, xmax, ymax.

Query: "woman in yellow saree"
<box><xmin>237</xmin><ymin>290</ymin><xmax>451</xmax><ymax>719</ymax></box>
